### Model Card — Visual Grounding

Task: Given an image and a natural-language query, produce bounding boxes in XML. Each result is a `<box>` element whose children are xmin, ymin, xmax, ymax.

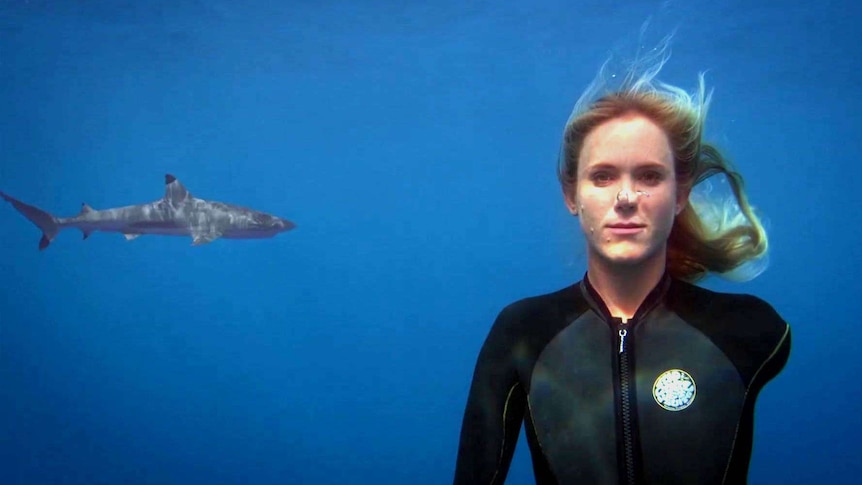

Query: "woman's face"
<box><xmin>566</xmin><ymin>114</ymin><xmax>687</xmax><ymax>269</ymax></box>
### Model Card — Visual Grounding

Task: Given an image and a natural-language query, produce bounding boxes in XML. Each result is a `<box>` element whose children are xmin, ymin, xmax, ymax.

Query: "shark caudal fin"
<box><xmin>0</xmin><ymin>192</ymin><xmax>60</xmax><ymax>250</ymax></box>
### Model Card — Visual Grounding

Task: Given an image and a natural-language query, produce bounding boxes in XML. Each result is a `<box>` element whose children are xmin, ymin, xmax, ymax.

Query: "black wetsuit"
<box><xmin>453</xmin><ymin>273</ymin><xmax>791</xmax><ymax>485</ymax></box>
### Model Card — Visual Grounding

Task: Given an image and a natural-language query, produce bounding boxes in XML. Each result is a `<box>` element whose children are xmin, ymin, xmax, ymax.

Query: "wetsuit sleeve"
<box><xmin>723</xmin><ymin>300</ymin><xmax>792</xmax><ymax>484</ymax></box>
<box><xmin>454</xmin><ymin>307</ymin><xmax>527</xmax><ymax>485</ymax></box>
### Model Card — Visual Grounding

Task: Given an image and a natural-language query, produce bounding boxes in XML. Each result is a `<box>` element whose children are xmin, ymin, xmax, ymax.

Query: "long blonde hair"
<box><xmin>558</xmin><ymin>51</ymin><xmax>768</xmax><ymax>282</ymax></box>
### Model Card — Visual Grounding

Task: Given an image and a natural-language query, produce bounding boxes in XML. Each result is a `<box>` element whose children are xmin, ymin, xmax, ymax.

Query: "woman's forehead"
<box><xmin>579</xmin><ymin>115</ymin><xmax>672</xmax><ymax>170</ymax></box>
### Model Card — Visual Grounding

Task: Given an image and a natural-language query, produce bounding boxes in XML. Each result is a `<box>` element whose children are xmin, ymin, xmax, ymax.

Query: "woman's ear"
<box><xmin>563</xmin><ymin>188</ymin><xmax>579</xmax><ymax>215</ymax></box>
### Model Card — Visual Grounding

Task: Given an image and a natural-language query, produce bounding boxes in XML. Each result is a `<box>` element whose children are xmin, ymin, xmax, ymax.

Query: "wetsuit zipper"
<box><xmin>618</xmin><ymin>320</ymin><xmax>636</xmax><ymax>485</ymax></box>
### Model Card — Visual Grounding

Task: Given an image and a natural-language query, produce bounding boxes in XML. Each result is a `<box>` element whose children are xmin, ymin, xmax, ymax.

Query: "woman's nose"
<box><xmin>615</xmin><ymin>189</ymin><xmax>636</xmax><ymax>209</ymax></box>
<box><xmin>615</xmin><ymin>176</ymin><xmax>651</xmax><ymax>210</ymax></box>
<box><xmin>615</xmin><ymin>178</ymin><xmax>637</xmax><ymax>206</ymax></box>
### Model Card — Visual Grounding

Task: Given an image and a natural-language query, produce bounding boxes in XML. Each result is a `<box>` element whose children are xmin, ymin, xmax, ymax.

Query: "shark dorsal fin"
<box><xmin>80</xmin><ymin>203</ymin><xmax>94</xmax><ymax>215</ymax></box>
<box><xmin>164</xmin><ymin>173</ymin><xmax>191</xmax><ymax>204</ymax></box>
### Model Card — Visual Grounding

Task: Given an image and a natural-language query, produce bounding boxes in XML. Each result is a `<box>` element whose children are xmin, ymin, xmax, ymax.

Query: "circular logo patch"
<box><xmin>653</xmin><ymin>369</ymin><xmax>696</xmax><ymax>411</ymax></box>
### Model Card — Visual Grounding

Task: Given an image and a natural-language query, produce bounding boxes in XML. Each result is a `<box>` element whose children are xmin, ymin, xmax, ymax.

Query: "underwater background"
<box><xmin>1</xmin><ymin>1</ymin><xmax>859</xmax><ymax>483</ymax></box>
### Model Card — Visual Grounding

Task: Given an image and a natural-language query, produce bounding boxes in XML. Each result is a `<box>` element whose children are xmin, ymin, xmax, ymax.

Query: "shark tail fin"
<box><xmin>0</xmin><ymin>191</ymin><xmax>60</xmax><ymax>250</ymax></box>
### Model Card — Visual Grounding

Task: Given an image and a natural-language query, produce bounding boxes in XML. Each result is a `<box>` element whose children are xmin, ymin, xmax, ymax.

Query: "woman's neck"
<box><xmin>587</xmin><ymin>256</ymin><xmax>666</xmax><ymax>321</ymax></box>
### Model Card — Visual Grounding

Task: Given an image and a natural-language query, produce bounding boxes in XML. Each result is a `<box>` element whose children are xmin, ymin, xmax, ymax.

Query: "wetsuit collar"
<box><xmin>579</xmin><ymin>270</ymin><xmax>672</xmax><ymax>323</ymax></box>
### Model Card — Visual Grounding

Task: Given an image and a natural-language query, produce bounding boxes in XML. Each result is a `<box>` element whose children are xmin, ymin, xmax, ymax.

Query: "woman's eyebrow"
<box><xmin>584</xmin><ymin>161</ymin><xmax>669</xmax><ymax>171</ymax></box>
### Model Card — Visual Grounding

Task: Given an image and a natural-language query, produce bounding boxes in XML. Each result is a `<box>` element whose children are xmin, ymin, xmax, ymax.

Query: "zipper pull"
<box><xmin>619</xmin><ymin>328</ymin><xmax>627</xmax><ymax>353</ymax></box>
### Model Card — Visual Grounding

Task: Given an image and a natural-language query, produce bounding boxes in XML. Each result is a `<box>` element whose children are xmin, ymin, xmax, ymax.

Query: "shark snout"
<box><xmin>276</xmin><ymin>218</ymin><xmax>296</xmax><ymax>232</ymax></box>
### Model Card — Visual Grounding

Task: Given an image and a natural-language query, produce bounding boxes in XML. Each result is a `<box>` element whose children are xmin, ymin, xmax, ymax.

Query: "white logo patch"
<box><xmin>653</xmin><ymin>369</ymin><xmax>696</xmax><ymax>411</ymax></box>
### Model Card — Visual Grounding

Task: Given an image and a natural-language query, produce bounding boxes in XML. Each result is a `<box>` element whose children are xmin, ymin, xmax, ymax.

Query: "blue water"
<box><xmin>1</xmin><ymin>1</ymin><xmax>859</xmax><ymax>483</ymax></box>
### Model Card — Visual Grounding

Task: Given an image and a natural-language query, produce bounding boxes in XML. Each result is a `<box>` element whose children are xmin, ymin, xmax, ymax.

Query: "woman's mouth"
<box><xmin>607</xmin><ymin>223</ymin><xmax>645</xmax><ymax>235</ymax></box>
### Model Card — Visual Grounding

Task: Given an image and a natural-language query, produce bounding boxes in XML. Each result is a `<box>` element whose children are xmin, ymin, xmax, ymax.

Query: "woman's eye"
<box><xmin>591</xmin><ymin>172</ymin><xmax>613</xmax><ymax>184</ymax></box>
<box><xmin>640</xmin><ymin>171</ymin><xmax>663</xmax><ymax>185</ymax></box>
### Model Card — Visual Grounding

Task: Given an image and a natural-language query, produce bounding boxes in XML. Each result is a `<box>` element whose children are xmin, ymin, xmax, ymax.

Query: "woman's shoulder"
<box><xmin>494</xmin><ymin>282</ymin><xmax>587</xmax><ymax>325</ymax></box>
<box><xmin>667</xmin><ymin>278</ymin><xmax>791</xmax><ymax>383</ymax></box>
<box><xmin>479</xmin><ymin>282</ymin><xmax>590</xmax><ymax>358</ymax></box>
<box><xmin>668</xmin><ymin>278</ymin><xmax>789</xmax><ymax>332</ymax></box>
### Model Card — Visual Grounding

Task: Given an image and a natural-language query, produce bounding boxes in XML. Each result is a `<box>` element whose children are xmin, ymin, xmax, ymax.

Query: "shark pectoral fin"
<box><xmin>124</xmin><ymin>233</ymin><xmax>141</xmax><ymax>241</ymax></box>
<box><xmin>191</xmin><ymin>232</ymin><xmax>221</xmax><ymax>246</ymax></box>
<box><xmin>82</xmin><ymin>229</ymin><xmax>92</xmax><ymax>240</ymax></box>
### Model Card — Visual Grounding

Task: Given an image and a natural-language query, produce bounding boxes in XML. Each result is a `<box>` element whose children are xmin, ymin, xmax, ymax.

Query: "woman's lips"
<box><xmin>607</xmin><ymin>224</ymin><xmax>645</xmax><ymax>235</ymax></box>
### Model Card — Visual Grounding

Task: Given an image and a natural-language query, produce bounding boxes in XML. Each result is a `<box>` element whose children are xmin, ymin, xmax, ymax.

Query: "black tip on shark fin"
<box><xmin>163</xmin><ymin>174</ymin><xmax>190</xmax><ymax>203</ymax></box>
<box><xmin>39</xmin><ymin>234</ymin><xmax>50</xmax><ymax>250</ymax></box>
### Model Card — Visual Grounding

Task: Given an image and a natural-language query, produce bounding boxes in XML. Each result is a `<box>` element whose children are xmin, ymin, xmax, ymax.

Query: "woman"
<box><xmin>453</xmin><ymin>55</ymin><xmax>791</xmax><ymax>485</ymax></box>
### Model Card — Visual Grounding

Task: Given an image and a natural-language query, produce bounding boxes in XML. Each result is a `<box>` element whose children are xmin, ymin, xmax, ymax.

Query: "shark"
<box><xmin>1</xmin><ymin>174</ymin><xmax>296</xmax><ymax>250</ymax></box>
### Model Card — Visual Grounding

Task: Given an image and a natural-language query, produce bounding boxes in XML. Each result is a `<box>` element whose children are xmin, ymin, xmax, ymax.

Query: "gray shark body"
<box><xmin>1</xmin><ymin>174</ymin><xmax>295</xmax><ymax>250</ymax></box>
